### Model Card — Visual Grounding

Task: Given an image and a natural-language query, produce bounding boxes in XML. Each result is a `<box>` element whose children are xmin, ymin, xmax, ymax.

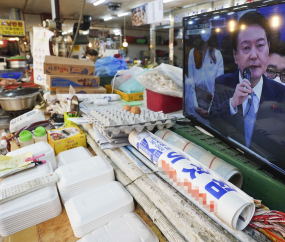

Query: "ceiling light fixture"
<box><xmin>163</xmin><ymin>0</ymin><xmax>174</xmax><ymax>3</ymax></box>
<box><xmin>0</xmin><ymin>41</ymin><xmax>3</xmax><ymax>45</ymax></box>
<box><xmin>104</xmin><ymin>17</ymin><xmax>113</xmax><ymax>21</ymax></box>
<box><xmin>89</xmin><ymin>43</ymin><xmax>92</xmax><ymax>47</ymax></box>
<box><xmin>118</xmin><ymin>12</ymin><xmax>129</xmax><ymax>17</ymax></box>
<box><xmin>62</xmin><ymin>31</ymin><xmax>67</xmax><ymax>35</ymax></box>
<box><xmin>93</xmin><ymin>0</ymin><xmax>105</xmax><ymax>6</ymax></box>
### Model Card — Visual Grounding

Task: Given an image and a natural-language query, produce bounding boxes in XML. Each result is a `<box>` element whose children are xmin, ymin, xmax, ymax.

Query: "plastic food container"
<box><xmin>33</xmin><ymin>126</ymin><xmax>47</xmax><ymax>143</ymax></box>
<box><xmin>19</xmin><ymin>130</ymin><xmax>34</xmax><ymax>148</ymax></box>
<box><xmin>56</xmin><ymin>146</ymin><xmax>92</xmax><ymax>168</ymax></box>
<box><xmin>7</xmin><ymin>142</ymin><xmax>57</xmax><ymax>171</ymax></box>
<box><xmin>146</xmin><ymin>89</ymin><xmax>182</xmax><ymax>113</ymax></box>
<box><xmin>78</xmin><ymin>213</ymin><xmax>159</xmax><ymax>242</ymax></box>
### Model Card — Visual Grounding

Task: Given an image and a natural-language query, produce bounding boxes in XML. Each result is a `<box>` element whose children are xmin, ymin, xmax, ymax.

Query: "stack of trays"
<box><xmin>78</xmin><ymin>213</ymin><xmax>159</xmax><ymax>242</ymax></box>
<box><xmin>65</xmin><ymin>181</ymin><xmax>134</xmax><ymax>238</ymax></box>
<box><xmin>56</xmin><ymin>146</ymin><xmax>92</xmax><ymax>167</ymax></box>
<box><xmin>7</xmin><ymin>141</ymin><xmax>57</xmax><ymax>171</ymax></box>
<box><xmin>0</xmin><ymin>161</ymin><xmax>61</xmax><ymax>236</ymax></box>
<box><xmin>87</xmin><ymin>108</ymin><xmax>174</xmax><ymax>138</ymax></box>
<box><xmin>56</xmin><ymin>156</ymin><xmax>114</xmax><ymax>204</ymax></box>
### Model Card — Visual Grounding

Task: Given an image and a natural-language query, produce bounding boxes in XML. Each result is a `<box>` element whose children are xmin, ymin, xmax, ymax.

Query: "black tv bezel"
<box><xmin>182</xmin><ymin>0</ymin><xmax>285</xmax><ymax>179</ymax></box>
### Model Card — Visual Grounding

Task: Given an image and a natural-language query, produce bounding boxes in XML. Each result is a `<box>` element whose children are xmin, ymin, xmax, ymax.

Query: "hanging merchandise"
<box><xmin>155</xmin><ymin>129</ymin><xmax>243</xmax><ymax>188</ymax></box>
<box><xmin>129</xmin><ymin>131</ymin><xmax>255</xmax><ymax>231</ymax></box>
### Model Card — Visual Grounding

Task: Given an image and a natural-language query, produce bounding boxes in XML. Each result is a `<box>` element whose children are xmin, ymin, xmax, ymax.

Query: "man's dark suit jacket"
<box><xmin>209</xmin><ymin>71</ymin><xmax>285</xmax><ymax>170</ymax></box>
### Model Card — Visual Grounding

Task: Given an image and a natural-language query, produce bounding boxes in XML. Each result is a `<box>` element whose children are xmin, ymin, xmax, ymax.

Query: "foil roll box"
<box><xmin>86</xmin><ymin>109</ymin><xmax>174</xmax><ymax>138</ymax></box>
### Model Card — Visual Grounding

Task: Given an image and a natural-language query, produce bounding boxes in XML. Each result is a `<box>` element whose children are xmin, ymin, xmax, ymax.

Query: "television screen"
<box><xmin>183</xmin><ymin>1</ymin><xmax>285</xmax><ymax>174</ymax></box>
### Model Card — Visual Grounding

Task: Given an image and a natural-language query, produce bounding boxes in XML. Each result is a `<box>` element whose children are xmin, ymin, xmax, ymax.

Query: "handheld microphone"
<box><xmin>243</xmin><ymin>68</ymin><xmax>252</xmax><ymax>105</ymax></box>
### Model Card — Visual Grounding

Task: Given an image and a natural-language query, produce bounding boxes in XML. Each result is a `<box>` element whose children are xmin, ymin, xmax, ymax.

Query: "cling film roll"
<box><xmin>155</xmin><ymin>129</ymin><xmax>243</xmax><ymax>188</ymax></box>
<box><xmin>129</xmin><ymin>130</ymin><xmax>255</xmax><ymax>231</ymax></box>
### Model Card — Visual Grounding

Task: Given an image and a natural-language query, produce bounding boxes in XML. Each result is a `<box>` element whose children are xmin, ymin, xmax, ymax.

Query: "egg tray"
<box><xmin>87</xmin><ymin>109</ymin><xmax>174</xmax><ymax>137</ymax></box>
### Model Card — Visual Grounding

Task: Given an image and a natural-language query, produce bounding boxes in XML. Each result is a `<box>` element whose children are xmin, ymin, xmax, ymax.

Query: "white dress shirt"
<box><xmin>230</xmin><ymin>72</ymin><xmax>263</xmax><ymax>116</ymax></box>
<box><xmin>188</xmin><ymin>48</ymin><xmax>224</xmax><ymax>96</ymax></box>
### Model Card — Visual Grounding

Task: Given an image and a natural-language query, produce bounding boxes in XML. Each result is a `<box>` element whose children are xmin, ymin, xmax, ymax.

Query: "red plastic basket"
<box><xmin>146</xmin><ymin>89</ymin><xmax>182</xmax><ymax>113</ymax></box>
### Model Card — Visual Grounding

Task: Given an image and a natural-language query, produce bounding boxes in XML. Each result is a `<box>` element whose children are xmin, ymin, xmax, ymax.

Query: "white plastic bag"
<box><xmin>111</xmin><ymin>66</ymin><xmax>144</xmax><ymax>90</ymax></box>
<box><xmin>135</xmin><ymin>64</ymin><xmax>183</xmax><ymax>97</ymax></box>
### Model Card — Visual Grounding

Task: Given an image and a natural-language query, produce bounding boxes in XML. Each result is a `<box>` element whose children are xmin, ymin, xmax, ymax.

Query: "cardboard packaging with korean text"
<box><xmin>47</xmin><ymin>75</ymin><xmax>100</xmax><ymax>88</ymax></box>
<box><xmin>44</xmin><ymin>56</ymin><xmax>95</xmax><ymax>76</ymax></box>
<box><xmin>47</xmin><ymin>125</ymin><xmax>86</xmax><ymax>155</ymax></box>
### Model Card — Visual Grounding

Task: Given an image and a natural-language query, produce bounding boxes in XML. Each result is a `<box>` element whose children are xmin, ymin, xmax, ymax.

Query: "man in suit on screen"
<box><xmin>209</xmin><ymin>11</ymin><xmax>285</xmax><ymax>170</ymax></box>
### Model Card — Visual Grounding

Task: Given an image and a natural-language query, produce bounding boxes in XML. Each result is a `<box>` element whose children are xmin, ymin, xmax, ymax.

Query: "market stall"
<box><xmin>1</xmin><ymin>0</ymin><xmax>285</xmax><ymax>242</ymax></box>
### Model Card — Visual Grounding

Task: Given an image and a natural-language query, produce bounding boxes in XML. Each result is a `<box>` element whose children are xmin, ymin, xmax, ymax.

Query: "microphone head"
<box><xmin>243</xmin><ymin>68</ymin><xmax>251</xmax><ymax>82</ymax></box>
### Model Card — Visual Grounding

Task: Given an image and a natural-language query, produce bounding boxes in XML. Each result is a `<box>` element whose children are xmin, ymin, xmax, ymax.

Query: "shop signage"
<box><xmin>89</xmin><ymin>29</ymin><xmax>109</xmax><ymax>38</ymax></box>
<box><xmin>132</xmin><ymin>0</ymin><xmax>163</xmax><ymax>26</ymax></box>
<box><xmin>33</xmin><ymin>27</ymin><xmax>54</xmax><ymax>86</ymax></box>
<box><xmin>0</xmin><ymin>20</ymin><xmax>25</xmax><ymax>36</ymax></box>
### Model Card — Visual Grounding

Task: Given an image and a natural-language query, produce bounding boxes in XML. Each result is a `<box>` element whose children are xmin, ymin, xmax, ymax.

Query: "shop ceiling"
<box><xmin>0</xmin><ymin>0</ymin><xmax>223</xmax><ymax>30</ymax></box>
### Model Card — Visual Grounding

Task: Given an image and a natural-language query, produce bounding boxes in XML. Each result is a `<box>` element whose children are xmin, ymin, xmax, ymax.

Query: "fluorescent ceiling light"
<box><xmin>62</xmin><ymin>31</ymin><xmax>67</xmax><ymax>35</ymax></box>
<box><xmin>163</xmin><ymin>0</ymin><xmax>174</xmax><ymax>3</ymax></box>
<box><xmin>68</xmin><ymin>30</ymin><xmax>73</xmax><ymax>33</ymax></box>
<box><xmin>118</xmin><ymin>12</ymin><xmax>129</xmax><ymax>17</ymax></box>
<box><xmin>83</xmin><ymin>31</ymin><xmax>89</xmax><ymax>35</ymax></box>
<box><xmin>113</xmin><ymin>28</ymin><xmax>120</xmax><ymax>32</ymax></box>
<box><xmin>104</xmin><ymin>17</ymin><xmax>112</xmax><ymax>21</ymax></box>
<box><xmin>214</xmin><ymin>16</ymin><xmax>220</xmax><ymax>19</ymax></box>
<box><xmin>93</xmin><ymin>0</ymin><xmax>105</xmax><ymax>6</ymax></box>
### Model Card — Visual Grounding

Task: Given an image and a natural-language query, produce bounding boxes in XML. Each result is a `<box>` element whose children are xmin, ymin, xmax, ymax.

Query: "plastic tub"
<box><xmin>146</xmin><ymin>89</ymin><xmax>182</xmax><ymax>113</ymax></box>
<box><xmin>136</xmin><ymin>39</ymin><xmax>147</xmax><ymax>44</ymax></box>
<box><xmin>19</xmin><ymin>130</ymin><xmax>34</xmax><ymax>148</ymax></box>
<box><xmin>33</xmin><ymin>126</ymin><xmax>47</xmax><ymax>143</ymax></box>
<box><xmin>0</xmin><ymin>72</ymin><xmax>22</xmax><ymax>80</ymax></box>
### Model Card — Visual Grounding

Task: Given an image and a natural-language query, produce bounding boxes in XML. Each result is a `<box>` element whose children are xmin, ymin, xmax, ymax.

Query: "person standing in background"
<box><xmin>86</xmin><ymin>49</ymin><xmax>100</xmax><ymax>64</ymax></box>
<box><xmin>186</xmin><ymin>27</ymin><xmax>224</xmax><ymax>119</ymax></box>
<box><xmin>265</xmin><ymin>41</ymin><xmax>285</xmax><ymax>86</ymax></box>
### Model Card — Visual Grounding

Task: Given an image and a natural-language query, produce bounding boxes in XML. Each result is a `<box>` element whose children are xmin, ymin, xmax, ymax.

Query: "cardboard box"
<box><xmin>44</xmin><ymin>56</ymin><xmax>95</xmax><ymax>76</ymax></box>
<box><xmin>56</xmin><ymin>86</ymin><xmax>107</xmax><ymax>94</ymax></box>
<box><xmin>47</xmin><ymin>75</ymin><xmax>100</xmax><ymax>88</ymax></box>
<box><xmin>47</xmin><ymin>125</ymin><xmax>86</xmax><ymax>155</ymax></box>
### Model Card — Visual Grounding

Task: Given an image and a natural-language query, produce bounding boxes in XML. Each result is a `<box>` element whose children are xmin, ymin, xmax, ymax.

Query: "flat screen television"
<box><xmin>183</xmin><ymin>0</ymin><xmax>285</xmax><ymax>177</ymax></box>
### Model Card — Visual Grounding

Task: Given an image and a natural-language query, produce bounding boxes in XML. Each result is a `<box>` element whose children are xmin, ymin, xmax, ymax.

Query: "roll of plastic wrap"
<box><xmin>155</xmin><ymin>129</ymin><xmax>243</xmax><ymax>188</ymax></box>
<box><xmin>57</xmin><ymin>94</ymin><xmax>121</xmax><ymax>101</ymax></box>
<box><xmin>129</xmin><ymin>131</ymin><xmax>255</xmax><ymax>231</ymax></box>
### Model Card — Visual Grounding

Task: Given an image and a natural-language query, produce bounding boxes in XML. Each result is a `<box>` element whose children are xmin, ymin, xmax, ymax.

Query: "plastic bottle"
<box><xmin>19</xmin><ymin>130</ymin><xmax>34</xmax><ymax>148</ymax></box>
<box><xmin>33</xmin><ymin>126</ymin><xmax>47</xmax><ymax>143</ymax></box>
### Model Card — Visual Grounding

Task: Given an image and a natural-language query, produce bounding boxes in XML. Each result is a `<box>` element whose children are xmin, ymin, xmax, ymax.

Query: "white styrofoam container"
<box><xmin>78</xmin><ymin>212</ymin><xmax>158</xmax><ymax>242</ymax></box>
<box><xmin>56</xmin><ymin>156</ymin><xmax>113</xmax><ymax>189</ymax></box>
<box><xmin>65</xmin><ymin>181</ymin><xmax>134</xmax><ymax>237</ymax></box>
<box><xmin>56</xmin><ymin>146</ymin><xmax>92</xmax><ymax>168</ymax></box>
<box><xmin>0</xmin><ymin>161</ymin><xmax>53</xmax><ymax>189</ymax></box>
<box><xmin>0</xmin><ymin>185</ymin><xmax>62</xmax><ymax>236</ymax></box>
<box><xmin>7</xmin><ymin>141</ymin><xmax>57</xmax><ymax>171</ymax></box>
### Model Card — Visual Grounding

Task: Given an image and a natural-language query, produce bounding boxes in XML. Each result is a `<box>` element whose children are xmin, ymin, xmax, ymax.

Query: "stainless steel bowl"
<box><xmin>0</xmin><ymin>87</ymin><xmax>41</xmax><ymax>111</ymax></box>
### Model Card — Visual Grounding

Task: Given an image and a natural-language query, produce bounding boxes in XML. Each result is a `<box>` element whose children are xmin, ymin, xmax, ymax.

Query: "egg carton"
<box><xmin>87</xmin><ymin>109</ymin><xmax>174</xmax><ymax>137</ymax></box>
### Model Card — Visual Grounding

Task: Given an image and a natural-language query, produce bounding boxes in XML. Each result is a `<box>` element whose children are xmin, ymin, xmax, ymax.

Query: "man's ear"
<box><xmin>233</xmin><ymin>49</ymin><xmax>238</xmax><ymax>65</ymax></box>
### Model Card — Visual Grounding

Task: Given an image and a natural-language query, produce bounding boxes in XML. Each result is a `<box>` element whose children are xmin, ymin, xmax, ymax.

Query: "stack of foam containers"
<box><xmin>0</xmin><ymin>159</ymin><xmax>62</xmax><ymax>236</ymax></box>
<box><xmin>65</xmin><ymin>181</ymin><xmax>134</xmax><ymax>238</ymax></box>
<box><xmin>7</xmin><ymin>141</ymin><xmax>57</xmax><ymax>171</ymax></box>
<box><xmin>56</xmin><ymin>156</ymin><xmax>115</xmax><ymax>204</ymax></box>
<box><xmin>78</xmin><ymin>213</ymin><xmax>158</xmax><ymax>242</ymax></box>
<box><xmin>56</xmin><ymin>146</ymin><xmax>92</xmax><ymax>168</ymax></box>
